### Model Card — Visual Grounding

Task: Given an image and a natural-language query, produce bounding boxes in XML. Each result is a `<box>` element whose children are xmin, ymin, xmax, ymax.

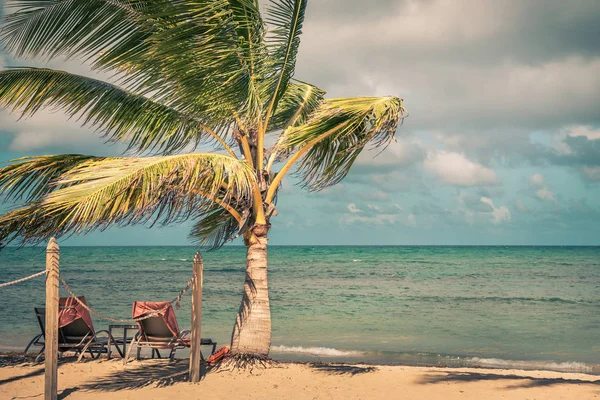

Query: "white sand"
<box><xmin>1</xmin><ymin>359</ymin><xmax>598</xmax><ymax>400</ymax></box>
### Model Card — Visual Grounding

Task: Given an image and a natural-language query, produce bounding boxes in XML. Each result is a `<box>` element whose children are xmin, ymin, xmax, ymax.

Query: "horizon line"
<box><xmin>3</xmin><ymin>244</ymin><xmax>599</xmax><ymax>248</ymax></box>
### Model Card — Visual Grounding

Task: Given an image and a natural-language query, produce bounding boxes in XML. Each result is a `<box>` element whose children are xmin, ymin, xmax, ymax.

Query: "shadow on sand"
<box><xmin>55</xmin><ymin>359</ymin><xmax>208</xmax><ymax>399</ymax></box>
<box><xmin>79</xmin><ymin>359</ymin><xmax>199</xmax><ymax>392</ymax></box>
<box><xmin>309</xmin><ymin>362</ymin><xmax>377</xmax><ymax>376</ymax></box>
<box><xmin>0</xmin><ymin>356</ymin><xmax>82</xmax><ymax>386</ymax></box>
<box><xmin>0</xmin><ymin>366</ymin><xmax>45</xmax><ymax>386</ymax></box>
<box><xmin>419</xmin><ymin>371</ymin><xmax>600</xmax><ymax>389</ymax></box>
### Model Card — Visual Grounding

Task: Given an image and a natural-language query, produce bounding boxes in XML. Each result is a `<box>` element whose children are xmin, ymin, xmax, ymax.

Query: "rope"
<box><xmin>0</xmin><ymin>270</ymin><xmax>47</xmax><ymax>288</ymax></box>
<box><xmin>58</xmin><ymin>275</ymin><xmax>195</xmax><ymax>323</ymax></box>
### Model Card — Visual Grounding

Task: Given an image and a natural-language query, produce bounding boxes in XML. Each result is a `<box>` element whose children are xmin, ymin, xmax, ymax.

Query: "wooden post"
<box><xmin>45</xmin><ymin>238</ymin><xmax>59</xmax><ymax>400</ymax></box>
<box><xmin>189</xmin><ymin>251</ymin><xmax>204</xmax><ymax>383</ymax></box>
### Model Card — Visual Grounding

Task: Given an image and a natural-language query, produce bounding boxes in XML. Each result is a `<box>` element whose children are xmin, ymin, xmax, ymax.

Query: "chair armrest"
<box><xmin>179</xmin><ymin>330</ymin><xmax>191</xmax><ymax>338</ymax></box>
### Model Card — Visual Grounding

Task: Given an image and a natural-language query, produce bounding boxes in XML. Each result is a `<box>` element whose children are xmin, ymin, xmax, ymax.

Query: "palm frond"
<box><xmin>227</xmin><ymin>0</ymin><xmax>269</xmax><ymax>122</ymax></box>
<box><xmin>189</xmin><ymin>205</ymin><xmax>247</xmax><ymax>250</ymax></box>
<box><xmin>0</xmin><ymin>68</ymin><xmax>234</xmax><ymax>155</ymax></box>
<box><xmin>0</xmin><ymin>153</ymin><xmax>255</xmax><ymax>245</ymax></box>
<box><xmin>272</xmin><ymin>96</ymin><xmax>406</xmax><ymax>192</ymax></box>
<box><xmin>268</xmin><ymin>80</ymin><xmax>326</xmax><ymax>131</ymax></box>
<box><xmin>1</xmin><ymin>1</ymin><xmax>265</xmax><ymax>129</ymax></box>
<box><xmin>0</xmin><ymin>154</ymin><xmax>97</xmax><ymax>202</ymax></box>
<box><xmin>263</xmin><ymin>0</ymin><xmax>307</xmax><ymax>121</ymax></box>
<box><xmin>1</xmin><ymin>0</ymin><xmax>151</xmax><ymax>60</ymax></box>
<box><xmin>111</xmin><ymin>1</ymin><xmax>259</xmax><ymax>120</ymax></box>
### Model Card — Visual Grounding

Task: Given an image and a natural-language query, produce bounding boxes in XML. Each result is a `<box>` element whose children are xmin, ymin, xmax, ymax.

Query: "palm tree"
<box><xmin>0</xmin><ymin>0</ymin><xmax>406</xmax><ymax>358</ymax></box>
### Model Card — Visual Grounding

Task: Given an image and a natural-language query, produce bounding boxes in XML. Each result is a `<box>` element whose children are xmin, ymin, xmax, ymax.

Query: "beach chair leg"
<box><xmin>124</xmin><ymin>335</ymin><xmax>140</xmax><ymax>365</ymax></box>
<box><xmin>169</xmin><ymin>349</ymin><xmax>175</xmax><ymax>362</ymax></box>
<box><xmin>108</xmin><ymin>332</ymin><xmax>123</xmax><ymax>358</ymax></box>
<box><xmin>78</xmin><ymin>336</ymin><xmax>97</xmax><ymax>362</ymax></box>
<box><xmin>24</xmin><ymin>334</ymin><xmax>43</xmax><ymax>354</ymax></box>
<box><xmin>155</xmin><ymin>349</ymin><xmax>162</xmax><ymax>359</ymax></box>
<box><xmin>35</xmin><ymin>346</ymin><xmax>45</xmax><ymax>363</ymax></box>
<box><xmin>136</xmin><ymin>346</ymin><xmax>141</xmax><ymax>360</ymax></box>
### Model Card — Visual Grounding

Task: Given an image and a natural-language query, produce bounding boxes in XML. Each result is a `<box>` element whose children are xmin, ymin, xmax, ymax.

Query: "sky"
<box><xmin>0</xmin><ymin>0</ymin><xmax>599</xmax><ymax>246</ymax></box>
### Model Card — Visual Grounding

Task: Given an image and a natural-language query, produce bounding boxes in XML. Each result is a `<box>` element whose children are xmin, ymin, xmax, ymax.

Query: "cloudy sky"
<box><xmin>1</xmin><ymin>0</ymin><xmax>599</xmax><ymax>246</ymax></box>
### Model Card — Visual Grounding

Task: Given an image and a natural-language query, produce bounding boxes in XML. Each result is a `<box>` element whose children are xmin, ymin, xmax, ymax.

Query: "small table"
<box><xmin>107</xmin><ymin>324</ymin><xmax>138</xmax><ymax>359</ymax></box>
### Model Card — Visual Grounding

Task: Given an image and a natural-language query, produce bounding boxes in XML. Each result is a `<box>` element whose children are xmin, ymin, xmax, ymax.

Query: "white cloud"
<box><xmin>340</xmin><ymin>199</ymin><xmax>414</xmax><ymax>227</ymax></box>
<box><xmin>536</xmin><ymin>187</ymin><xmax>555</xmax><ymax>201</ymax></box>
<box><xmin>340</xmin><ymin>211</ymin><xmax>416</xmax><ymax>227</ymax></box>
<box><xmin>581</xmin><ymin>166</ymin><xmax>600</xmax><ymax>182</ymax></box>
<box><xmin>567</xmin><ymin>125</ymin><xmax>600</xmax><ymax>140</ymax></box>
<box><xmin>424</xmin><ymin>151</ymin><xmax>498</xmax><ymax>186</ymax></box>
<box><xmin>357</xmin><ymin>189</ymin><xmax>389</xmax><ymax>201</ymax></box>
<box><xmin>529</xmin><ymin>173</ymin><xmax>545</xmax><ymax>187</ymax></box>
<box><xmin>480</xmin><ymin>197</ymin><xmax>511</xmax><ymax>224</ymax></box>
<box><xmin>298</xmin><ymin>4</ymin><xmax>600</xmax><ymax>133</ymax></box>
<box><xmin>0</xmin><ymin>57</ymin><xmax>131</xmax><ymax>153</ymax></box>
<box><xmin>528</xmin><ymin>173</ymin><xmax>556</xmax><ymax>201</ymax></box>
<box><xmin>0</xmin><ymin>110</ymin><xmax>108</xmax><ymax>152</ymax></box>
<box><xmin>346</xmin><ymin>203</ymin><xmax>362</xmax><ymax>213</ymax></box>
<box><xmin>366</xmin><ymin>204</ymin><xmax>382</xmax><ymax>212</ymax></box>
<box><xmin>355</xmin><ymin>138</ymin><xmax>426</xmax><ymax>167</ymax></box>
<box><xmin>341</xmin><ymin>213</ymin><xmax>401</xmax><ymax>225</ymax></box>
<box><xmin>492</xmin><ymin>205</ymin><xmax>511</xmax><ymax>224</ymax></box>
<box><xmin>515</xmin><ymin>199</ymin><xmax>530</xmax><ymax>213</ymax></box>
<box><xmin>550</xmin><ymin>126</ymin><xmax>600</xmax><ymax>156</ymax></box>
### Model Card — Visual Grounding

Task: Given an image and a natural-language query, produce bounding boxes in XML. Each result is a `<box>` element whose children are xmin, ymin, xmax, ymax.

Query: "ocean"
<box><xmin>1</xmin><ymin>246</ymin><xmax>598</xmax><ymax>374</ymax></box>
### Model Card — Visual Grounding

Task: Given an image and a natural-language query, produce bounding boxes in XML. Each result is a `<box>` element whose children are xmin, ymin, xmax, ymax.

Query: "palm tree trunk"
<box><xmin>230</xmin><ymin>224</ymin><xmax>271</xmax><ymax>356</ymax></box>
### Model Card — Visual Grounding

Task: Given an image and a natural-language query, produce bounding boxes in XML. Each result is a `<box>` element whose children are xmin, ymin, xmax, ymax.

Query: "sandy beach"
<box><xmin>1</xmin><ymin>358</ymin><xmax>598</xmax><ymax>400</ymax></box>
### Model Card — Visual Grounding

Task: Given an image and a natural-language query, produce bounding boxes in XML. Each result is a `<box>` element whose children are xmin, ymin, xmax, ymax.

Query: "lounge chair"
<box><xmin>24</xmin><ymin>296</ymin><xmax>114</xmax><ymax>362</ymax></box>
<box><xmin>126</xmin><ymin>301</ymin><xmax>216</xmax><ymax>363</ymax></box>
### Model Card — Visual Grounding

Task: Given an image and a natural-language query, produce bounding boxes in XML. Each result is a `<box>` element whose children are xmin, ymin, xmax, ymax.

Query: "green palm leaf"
<box><xmin>227</xmin><ymin>0</ymin><xmax>269</xmax><ymax>122</ymax></box>
<box><xmin>0</xmin><ymin>154</ymin><xmax>97</xmax><ymax>202</ymax></box>
<box><xmin>270</xmin><ymin>96</ymin><xmax>406</xmax><ymax>193</ymax></box>
<box><xmin>189</xmin><ymin>205</ymin><xmax>247</xmax><ymax>250</ymax></box>
<box><xmin>263</xmin><ymin>0</ymin><xmax>307</xmax><ymax>122</ymax></box>
<box><xmin>1</xmin><ymin>0</ymin><xmax>152</xmax><ymax>60</ymax></box>
<box><xmin>0</xmin><ymin>153</ymin><xmax>255</xmax><ymax>245</ymax></box>
<box><xmin>2</xmin><ymin>1</ymin><xmax>262</xmax><ymax>126</ymax></box>
<box><xmin>0</xmin><ymin>68</ymin><xmax>236</xmax><ymax>154</ymax></box>
<box><xmin>268</xmin><ymin>80</ymin><xmax>326</xmax><ymax>131</ymax></box>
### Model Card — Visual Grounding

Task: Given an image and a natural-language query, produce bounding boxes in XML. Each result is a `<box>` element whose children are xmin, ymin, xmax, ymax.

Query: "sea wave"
<box><xmin>270</xmin><ymin>347</ymin><xmax>598</xmax><ymax>374</ymax></box>
<box><xmin>271</xmin><ymin>345</ymin><xmax>363</xmax><ymax>357</ymax></box>
<box><xmin>408</xmin><ymin>295</ymin><xmax>592</xmax><ymax>305</ymax></box>
<box><xmin>466</xmin><ymin>357</ymin><xmax>595</xmax><ymax>373</ymax></box>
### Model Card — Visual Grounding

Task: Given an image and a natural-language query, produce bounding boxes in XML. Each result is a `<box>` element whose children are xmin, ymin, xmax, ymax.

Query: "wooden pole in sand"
<box><xmin>45</xmin><ymin>238</ymin><xmax>60</xmax><ymax>400</ymax></box>
<box><xmin>189</xmin><ymin>251</ymin><xmax>204</xmax><ymax>383</ymax></box>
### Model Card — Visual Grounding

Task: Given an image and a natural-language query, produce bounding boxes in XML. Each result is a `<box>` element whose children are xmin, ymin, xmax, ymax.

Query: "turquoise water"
<box><xmin>1</xmin><ymin>246</ymin><xmax>599</xmax><ymax>374</ymax></box>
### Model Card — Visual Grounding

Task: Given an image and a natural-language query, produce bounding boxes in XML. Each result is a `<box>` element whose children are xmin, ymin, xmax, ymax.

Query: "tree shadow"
<box><xmin>0</xmin><ymin>366</ymin><xmax>44</xmax><ymax>386</ymax></box>
<box><xmin>309</xmin><ymin>362</ymin><xmax>377</xmax><ymax>376</ymax></box>
<box><xmin>0</xmin><ymin>352</ymin><xmax>39</xmax><ymax>367</ymax></box>
<box><xmin>76</xmin><ymin>359</ymin><xmax>217</xmax><ymax>392</ymax></box>
<box><xmin>58</xmin><ymin>387</ymin><xmax>80</xmax><ymax>399</ymax></box>
<box><xmin>419</xmin><ymin>371</ymin><xmax>600</xmax><ymax>389</ymax></box>
<box><xmin>0</xmin><ymin>356</ymin><xmax>81</xmax><ymax>386</ymax></box>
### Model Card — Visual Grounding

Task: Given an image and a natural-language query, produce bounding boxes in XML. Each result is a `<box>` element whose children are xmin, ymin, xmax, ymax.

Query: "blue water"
<box><xmin>1</xmin><ymin>246</ymin><xmax>599</xmax><ymax>374</ymax></box>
